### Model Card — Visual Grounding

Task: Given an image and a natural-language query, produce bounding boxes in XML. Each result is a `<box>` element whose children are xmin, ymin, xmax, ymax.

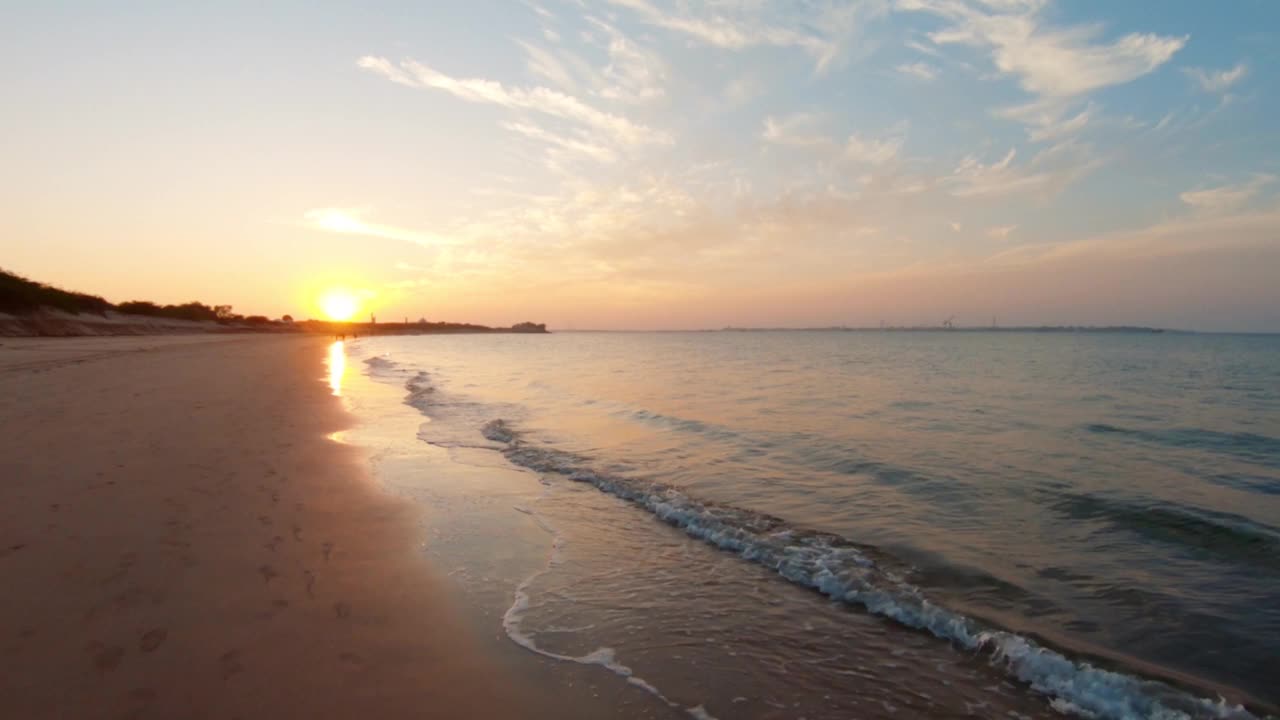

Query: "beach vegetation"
<box><xmin>0</xmin><ymin>268</ymin><xmax>112</xmax><ymax>316</ymax></box>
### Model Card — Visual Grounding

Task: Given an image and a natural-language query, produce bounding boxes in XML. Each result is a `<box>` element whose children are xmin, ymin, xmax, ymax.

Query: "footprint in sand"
<box><xmin>339</xmin><ymin>651</ymin><xmax>363</xmax><ymax>667</ymax></box>
<box><xmin>321</xmin><ymin>541</ymin><xmax>333</xmax><ymax>562</ymax></box>
<box><xmin>303</xmin><ymin>570</ymin><xmax>316</xmax><ymax>597</ymax></box>
<box><xmin>291</xmin><ymin>524</ymin><xmax>303</xmax><ymax>542</ymax></box>
<box><xmin>128</xmin><ymin>687</ymin><xmax>157</xmax><ymax>703</ymax></box>
<box><xmin>87</xmin><ymin>642</ymin><xmax>125</xmax><ymax>672</ymax></box>
<box><xmin>334</xmin><ymin>602</ymin><xmax>351</xmax><ymax>619</ymax></box>
<box><xmin>258</xmin><ymin>565</ymin><xmax>278</xmax><ymax>583</ymax></box>
<box><xmin>264</xmin><ymin>536</ymin><xmax>283</xmax><ymax>552</ymax></box>
<box><xmin>257</xmin><ymin>515</ymin><xmax>273</xmax><ymax>527</ymax></box>
<box><xmin>219</xmin><ymin>650</ymin><xmax>243</xmax><ymax>681</ymax></box>
<box><xmin>139</xmin><ymin>629</ymin><xmax>167</xmax><ymax>653</ymax></box>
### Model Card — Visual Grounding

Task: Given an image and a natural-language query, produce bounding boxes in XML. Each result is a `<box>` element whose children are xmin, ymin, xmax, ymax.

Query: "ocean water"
<box><xmin>338</xmin><ymin>331</ymin><xmax>1280</xmax><ymax>720</ymax></box>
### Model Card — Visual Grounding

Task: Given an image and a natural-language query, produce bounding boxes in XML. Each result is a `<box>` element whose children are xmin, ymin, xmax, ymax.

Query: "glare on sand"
<box><xmin>327</xmin><ymin>340</ymin><xmax>345</xmax><ymax>396</ymax></box>
<box><xmin>320</xmin><ymin>290</ymin><xmax>359</xmax><ymax>321</ymax></box>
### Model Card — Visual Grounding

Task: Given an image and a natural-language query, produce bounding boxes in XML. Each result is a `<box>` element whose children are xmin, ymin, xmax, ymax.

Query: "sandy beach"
<box><xmin>0</xmin><ymin>335</ymin><xmax>651</xmax><ymax>719</ymax></box>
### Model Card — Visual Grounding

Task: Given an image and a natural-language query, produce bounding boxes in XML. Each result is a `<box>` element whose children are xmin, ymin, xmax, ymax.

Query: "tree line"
<box><xmin>1</xmin><ymin>268</ymin><xmax>281</xmax><ymax>324</ymax></box>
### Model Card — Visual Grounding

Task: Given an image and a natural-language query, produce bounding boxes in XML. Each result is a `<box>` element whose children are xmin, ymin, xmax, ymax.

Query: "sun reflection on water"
<box><xmin>327</xmin><ymin>340</ymin><xmax>345</xmax><ymax>396</ymax></box>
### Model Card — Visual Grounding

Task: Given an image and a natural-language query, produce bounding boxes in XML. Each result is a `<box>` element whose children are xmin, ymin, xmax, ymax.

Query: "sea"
<box><xmin>330</xmin><ymin>330</ymin><xmax>1280</xmax><ymax>720</ymax></box>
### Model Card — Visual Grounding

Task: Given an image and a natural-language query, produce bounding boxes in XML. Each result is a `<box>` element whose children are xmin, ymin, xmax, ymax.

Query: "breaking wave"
<box><xmin>405</xmin><ymin>371</ymin><xmax>434</xmax><ymax>412</ymax></box>
<box><xmin>363</xmin><ymin>355</ymin><xmax>397</xmax><ymax>371</ymax></box>
<box><xmin>478</xmin><ymin>418</ymin><xmax>1258</xmax><ymax>720</ymax></box>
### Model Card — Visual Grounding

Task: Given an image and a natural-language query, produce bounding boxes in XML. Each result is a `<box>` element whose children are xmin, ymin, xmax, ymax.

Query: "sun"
<box><xmin>319</xmin><ymin>290</ymin><xmax>359</xmax><ymax>322</ymax></box>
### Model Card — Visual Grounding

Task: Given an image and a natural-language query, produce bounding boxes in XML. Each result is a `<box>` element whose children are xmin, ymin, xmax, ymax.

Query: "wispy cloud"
<box><xmin>607</xmin><ymin>0</ymin><xmax>822</xmax><ymax>52</ymax></box>
<box><xmin>357</xmin><ymin>56</ymin><xmax>671</xmax><ymax>148</ymax></box>
<box><xmin>762</xmin><ymin>115</ymin><xmax>905</xmax><ymax>167</ymax></box>
<box><xmin>900</xmin><ymin>0</ymin><xmax>1183</xmax><ymax>144</ymax></box>
<box><xmin>606</xmin><ymin>0</ymin><xmax>888</xmax><ymax>72</ymax></box>
<box><xmin>723</xmin><ymin>74</ymin><xmax>764</xmax><ymax>105</ymax></box>
<box><xmin>845</xmin><ymin>132</ymin><xmax>904</xmax><ymax>165</ymax></box>
<box><xmin>589</xmin><ymin>18</ymin><xmax>668</xmax><ymax>103</ymax></box>
<box><xmin>946</xmin><ymin>142</ymin><xmax>1100</xmax><ymax>198</ymax></box>
<box><xmin>518</xmin><ymin>41</ymin><xmax>579</xmax><ymax>92</ymax></box>
<box><xmin>898</xmin><ymin>0</ymin><xmax>1186</xmax><ymax>99</ymax></box>
<box><xmin>342</xmin><ymin>2</ymin><xmax>1269</xmax><ymax>329</ymax></box>
<box><xmin>502</xmin><ymin>121</ymin><xmax>618</xmax><ymax>164</ymax></box>
<box><xmin>1183</xmin><ymin>63</ymin><xmax>1248</xmax><ymax>93</ymax></box>
<box><xmin>895</xmin><ymin>61</ymin><xmax>938</xmax><ymax>80</ymax></box>
<box><xmin>948</xmin><ymin>148</ymin><xmax>1034</xmax><ymax>197</ymax></box>
<box><xmin>762</xmin><ymin>113</ymin><xmax>829</xmax><ymax>147</ymax></box>
<box><xmin>998</xmin><ymin>99</ymin><xmax>1094</xmax><ymax>142</ymax></box>
<box><xmin>518</xmin><ymin>16</ymin><xmax>667</xmax><ymax>105</ymax></box>
<box><xmin>304</xmin><ymin>208</ymin><xmax>451</xmax><ymax>247</ymax></box>
<box><xmin>1179</xmin><ymin>174</ymin><xmax>1275</xmax><ymax>215</ymax></box>
<box><xmin>982</xmin><ymin>207</ymin><xmax>1280</xmax><ymax>268</ymax></box>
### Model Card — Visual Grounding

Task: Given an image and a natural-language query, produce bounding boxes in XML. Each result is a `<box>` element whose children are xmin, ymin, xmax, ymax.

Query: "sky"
<box><xmin>2</xmin><ymin>1</ymin><xmax>1278</xmax><ymax>331</ymax></box>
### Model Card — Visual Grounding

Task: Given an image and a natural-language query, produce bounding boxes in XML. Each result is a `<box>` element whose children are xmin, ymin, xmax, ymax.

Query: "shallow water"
<box><xmin>341</xmin><ymin>331</ymin><xmax>1280</xmax><ymax>719</ymax></box>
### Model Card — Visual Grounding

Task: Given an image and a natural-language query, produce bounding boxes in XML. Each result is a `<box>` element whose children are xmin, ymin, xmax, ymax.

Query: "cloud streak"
<box><xmin>896</xmin><ymin>62</ymin><xmax>938</xmax><ymax>80</ymax></box>
<box><xmin>303</xmin><ymin>208</ymin><xmax>451</xmax><ymax>247</ymax></box>
<box><xmin>1180</xmin><ymin>175</ymin><xmax>1275</xmax><ymax>215</ymax></box>
<box><xmin>357</xmin><ymin>56</ymin><xmax>671</xmax><ymax>148</ymax></box>
<box><xmin>898</xmin><ymin>0</ymin><xmax>1186</xmax><ymax>99</ymax></box>
<box><xmin>606</xmin><ymin>0</ymin><xmax>889</xmax><ymax>72</ymax></box>
<box><xmin>1184</xmin><ymin>63</ymin><xmax>1248</xmax><ymax>93</ymax></box>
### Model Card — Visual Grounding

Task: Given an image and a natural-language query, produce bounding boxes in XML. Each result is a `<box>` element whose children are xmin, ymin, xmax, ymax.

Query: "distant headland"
<box><xmin>301</xmin><ymin>319</ymin><xmax>548</xmax><ymax>337</ymax></box>
<box><xmin>0</xmin><ymin>269</ymin><xmax>548</xmax><ymax>337</ymax></box>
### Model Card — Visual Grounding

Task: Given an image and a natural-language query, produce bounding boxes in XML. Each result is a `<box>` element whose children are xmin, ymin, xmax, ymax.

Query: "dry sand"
<box><xmin>0</xmin><ymin>335</ymin><xmax>642</xmax><ymax>719</ymax></box>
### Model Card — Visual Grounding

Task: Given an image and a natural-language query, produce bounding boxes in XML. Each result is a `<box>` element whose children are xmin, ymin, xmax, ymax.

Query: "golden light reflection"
<box><xmin>327</xmin><ymin>340</ymin><xmax>345</xmax><ymax>396</ymax></box>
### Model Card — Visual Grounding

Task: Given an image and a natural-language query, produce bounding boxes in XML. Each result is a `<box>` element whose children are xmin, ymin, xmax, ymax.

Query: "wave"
<box><xmin>1051</xmin><ymin>493</ymin><xmax>1280</xmax><ymax>567</ymax></box>
<box><xmin>1085</xmin><ymin>424</ymin><xmax>1280</xmax><ymax>469</ymax></box>
<box><xmin>363</xmin><ymin>355</ymin><xmax>397</xmax><ymax>371</ymax></box>
<box><xmin>1204</xmin><ymin>472</ymin><xmax>1280</xmax><ymax>496</ymax></box>
<box><xmin>478</xmin><ymin>418</ymin><xmax>1258</xmax><ymax>720</ymax></box>
<box><xmin>358</xmin><ymin>354</ymin><xmax>438</xmax><ymax>414</ymax></box>
<box><xmin>405</xmin><ymin>371</ymin><xmax>434</xmax><ymax>412</ymax></box>
<box><xmin>503</xmin><ymin>499</ymin><xmax>718</xmax><ymax>720</ymax></box>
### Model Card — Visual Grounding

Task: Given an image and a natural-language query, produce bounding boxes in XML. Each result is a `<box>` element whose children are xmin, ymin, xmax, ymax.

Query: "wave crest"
<box><xmin>483</xmin><ymin>419</ymin><xmax>1259</xmax><ymax>720</ymax></box>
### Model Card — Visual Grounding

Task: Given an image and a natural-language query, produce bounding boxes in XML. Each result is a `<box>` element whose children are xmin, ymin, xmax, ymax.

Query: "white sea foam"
<box><xmin>404</xmin><ymin>371</ymin><xmax>434</xmax><ymax>411</ymax></box>
<box><xmin>363</xmin><ymin>355</ymin><xmax>397</xmax><ymax>370</ymax></box>
<box><xmin>501</xmin><ymin>500</ymin><xmax>719</xmax><ymax>720</ymax></box>
<box><xmin>480</xmin><ymin>420</ymin><xmax>1259</xmax><ymax>720</ymax></box>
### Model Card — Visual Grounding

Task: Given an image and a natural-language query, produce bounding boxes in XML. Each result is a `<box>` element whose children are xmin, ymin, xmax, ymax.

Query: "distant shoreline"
<box><xmin>300</xmin><ymin>319</ymin><xmax>549</xmax><ymax>336</ymax></box>
<box><xmin>0</xmin><ymin>270</ymin><xmax>550</xmax><ymax>338</ymax></box>
<box><xmin>559</xmin><ymin>326</ymin><xmax>1195</xmax><ymax>334</ymax></box>
<box><xmin>0</xmin><ymin>310</ymin><xmax>550</xmax><ymax>338</ymax></box>
<box><xmin>717</xmin><ymin>325</ymin><xmax>1175</xmax><ymax>333</ymax></box>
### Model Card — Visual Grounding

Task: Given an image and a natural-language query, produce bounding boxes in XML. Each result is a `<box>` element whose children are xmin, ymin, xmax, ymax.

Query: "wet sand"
<box><xmin>0</xmin><ymin>335</ymin><xmax>662</xmax><ymax>719</ymax></box>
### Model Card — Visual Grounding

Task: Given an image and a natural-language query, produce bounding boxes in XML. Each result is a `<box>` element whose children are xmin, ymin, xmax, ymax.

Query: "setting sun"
<box><xmin>320</xmin><ymin>290</ymin><xmax>359</xmax><ymax>322</ymax></box>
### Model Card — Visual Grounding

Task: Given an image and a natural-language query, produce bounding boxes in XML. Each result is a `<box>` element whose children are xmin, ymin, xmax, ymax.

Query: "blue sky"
<box><xmin>2</xmin><ymin>1</ymin><xmax>1278</xmax><ymax>329</ymax></box>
